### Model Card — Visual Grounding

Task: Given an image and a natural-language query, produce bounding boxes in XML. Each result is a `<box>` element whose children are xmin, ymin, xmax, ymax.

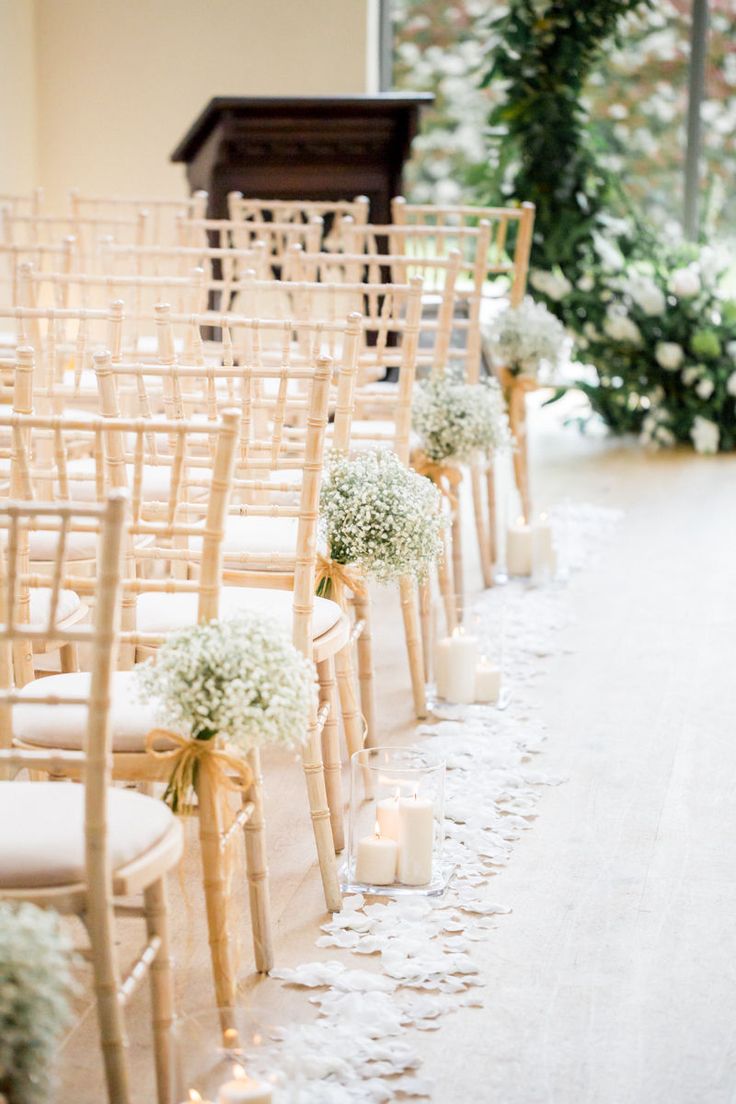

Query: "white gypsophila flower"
<box><xmin>319</xmin><ymin>450</ymin><xmax>443</xmax><ymax>583</ymax></box>
<box><xmin>626</xmin><ymin>274</ymin><xmax>666</xmax><ymax>316</ymax></box>
<box><xmin>668</xmin><ymin>266</ymin><xmax>701</xmax><ymax>298</ymax></box>
<box><xmin>135</xmin><ymin>615</ymin><xmax>316</xmax><ymax>752</ymax></box>
<box><xmin>603</xmin><ymin>309</ymin><xmax>642</xmax><ymax>344</ymax></box>
<box><xmin>726</xmin><ymin>370</ymin><xmax>736</xmax><ymax>397</ymax></box>
<box><xmin>412</xmin><ymin>376</ymin><xmax>511</xmax><ymax>463</ymax></box>
<box><xmin>0</xmin><ymin>902</ymin><xmax>74</xmax><ymax>1104</ymax></box>
<box><xmin>483</xmin><ymin>296</ymin><xmax>566</xmax><ymax>379</ymax></box>
<box><xmin>696</xmin><ymin>377</ymin><xmax>715</xmax><ymax>400</ymax></box>
<box><xmin>655</xmin><ymin>341</ymin><xmax>685</xmax><ymax>370</ymax></box>
<box><xmin>529</xmin><ymin>269</ymin><xmax>573</xmax><ymax>301</ymax></box>
<box><xmin>690</xmin><ymin>415</ymin><xmax>720</xmax><ymax>454</ymax></box>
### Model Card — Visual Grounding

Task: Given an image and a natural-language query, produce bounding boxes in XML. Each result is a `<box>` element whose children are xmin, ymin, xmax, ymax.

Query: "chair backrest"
<box><xmin>391</xmin><ymin>197</ymin><xmax>536</xmax><ymax>309</ymax></box>
<box><xmin>226</xmin><ymin>193</ymin><xmax>369</xmax><ymax>251</ymax></box>
<box><xmin>0</xmin><ymin>208</ymin><xmax>152</xmax><ymax>269</ymax></box>
<box><xmin>175</xmin><ymin>216</ymin><xmax>324</xmax><ymax>279</ymax></box>
<box><xmin>0</xmin><ymin>190</ymin><xmax>44</xmax><ymax>217</ymax></box>
<box><xmin>0</xmin><ymin>491</ymin><xmax>126</xmax><ymax>794</ymax></box>
<box><xmin>69</xmin><ymin>188</ymin><xmax>208</xmax><ymax>243</ymax></box>
<box><xmin>0</xmin><ymin>384</ymin><xmax>239</xmax><ymax>657</ymax></box>
<box><xmin>16</xmin><ymin>260</ymin><xmax>208</xmax><ymax>316</ymax></box>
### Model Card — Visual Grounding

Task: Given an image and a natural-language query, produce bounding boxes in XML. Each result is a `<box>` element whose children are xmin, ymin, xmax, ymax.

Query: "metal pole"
<box><xmin>684</xmin><ymin>0</ymin><xmax>709</xmax><ymax>240</ymax></box>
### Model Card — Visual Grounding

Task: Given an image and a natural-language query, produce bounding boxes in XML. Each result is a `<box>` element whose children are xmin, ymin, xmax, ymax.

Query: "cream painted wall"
<box><xmin>0</xmin><ymin>0</ymin><xmax>37</xmax><ymax>194</ymax></box>
<box><xmin>33</xmin><ymin>0</ymin><xmax>379</xmax><ymax>209</ymax></box>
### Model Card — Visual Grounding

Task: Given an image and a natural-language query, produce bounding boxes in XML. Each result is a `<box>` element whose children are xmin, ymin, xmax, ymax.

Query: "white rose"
<box><xmin>696</xmin><ymin>377</ymin><xmax>715</xmax><ymax>400</ymax></box>
<box><xmin>628</xmin><ymin>276</ymin><xmax>666</xmax><ymax>316</ymax></box>
<box><xmin>690</xmin><ymin>415</ymin><xmax>720</xmax><ymax>454</ymax></box>
<box><xmin>577</xmin><ymin>274</ymin><xmax>595</xmax><ymax>292</ymax></box>
<box><xmin>668</xmin><ymin>267</ymin><xmax>701</xmax><ymax>298</ymax></box>
<box><xmin>655</xmin><ymin>341</ymin><xmax>684</xmax><ymax>370</ymax></box>
<box><xmin>603</xmin><ymin>310</ymin><xmax>642</xmax><ymax>344</ymax></box>
<box><xmin>727</xmin><ymin>370</ymin><xmax>736</xmax><ymax>397</ymax></box>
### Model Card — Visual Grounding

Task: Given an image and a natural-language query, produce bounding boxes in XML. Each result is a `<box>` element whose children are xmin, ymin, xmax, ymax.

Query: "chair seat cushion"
<box><xmin>66</xmin><ymin>458</ymin><xmax>206</xmax><ymax>503</ymax></box>
<box><xmin>14</xmin><ymin>670</ymin><xmax>160</xmax><ymax>751</ymax></box>
<box><xmin>137</xmin><ymin>586</ymin><xmax>341</xmax><ymax>639</ymax></box>
<box><xmin>29</xmin><ymin>588</ymin><xmax>82</xmax><ymax>625</ymax></box>
<box><xmin>0</xmin><ymin>781</ymin><xmax>177</xmax><ymax>888</ymax></box>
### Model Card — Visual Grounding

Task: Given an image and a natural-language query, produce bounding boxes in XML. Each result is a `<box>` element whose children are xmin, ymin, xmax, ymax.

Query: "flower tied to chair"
<box><xmin>315</xmin><ymin>552</ymin><xmax>366</xmax><ymax>601</ymax></box>
<box><xmin>411</xmin><ymin>449</ymin><xmax>463</xmax><ymax>509</ymax></box>
<box><xmin>145</xmin><ymin>729</ymin><xmax>253</xmax><ymax>814</ymax></box>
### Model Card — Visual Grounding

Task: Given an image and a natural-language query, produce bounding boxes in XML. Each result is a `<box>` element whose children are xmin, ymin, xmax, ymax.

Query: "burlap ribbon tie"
<box><xmin>315</xmin><ymin>553</ymin><xmax>367</xmax><ymax>598</ymax></box>
<box><xmin>145</xmin><ymin>729</ymin><xmax>253</xmax><ymax>814</ymax></box>
<box><xmin>411</xmin><ymin>450</ymin><xmax>463</xmax><ymax>508</ymax></box>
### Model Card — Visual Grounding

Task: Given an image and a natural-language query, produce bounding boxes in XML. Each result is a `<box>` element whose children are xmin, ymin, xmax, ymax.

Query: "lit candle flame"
<box><xmin>231</xmin><ymin>1063</ymin><xmax>247</xmax><ymax>1080</ymax></box>
<box><xmin>451</xmin><ymin>625</ymin><xmax>464</xmax><ymax>638</ymax></box>
<box><xmin>393</xmin><ymin>787</ymin><xmax>400</xmax><ymax>802</ymax></box>
<box><xmin>188</xmin><ymin>1092</ymin><xmax>202</xmax><ymax>1102</ymax></box>
<box><xmin>252</xmin><ymin>1032</ymin><xmax>262</xmax><ymax>1046</ymax></box>
<box><xmin>223</xmin><ymin>1027</ymin><xmax>239</xmax><ymax>1047</ymax></box>
<box><xmin>374</xmin><ymin>821</ymin><xmax>382</xmax><ymax>839</ymax></box>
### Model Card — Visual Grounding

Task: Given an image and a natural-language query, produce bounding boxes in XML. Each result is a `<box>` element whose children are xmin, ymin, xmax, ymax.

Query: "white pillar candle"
<box><xmin>434</xmin><ymin>627</ymin><xmax>478</xmax><ymax>703</ymax></box>
<box><xmin>532</xmin><ymin>513</ymin><xmax>555</xmax><ymax>573</ymax></box>
<box><xmin>397</xmin><ymin>795</ymin><xmax>434</xmax><ymax>885</ymax></box>
<box><xmin>507</xmin><ymin>517</ymin><xmax>533</xmax><ymax>576</ymax></box>
<box><xmin>376</xmin><ymin>792</ymin><xmax>401</xmax><ymax>841</ymax></box>
<box><xmin>474</xmin><ymin>656</ymin><xmax>501</xmax><ymax>703</ymax></box>
<box><xmin>217</xmin><ymin>1068</ymin><xmax>272</xmax><ymax>1104</ymax></box>
<box><xmin>355</xmin><ymin>823</ymin><xmax>398</xmax><ymax>885</ymax></box>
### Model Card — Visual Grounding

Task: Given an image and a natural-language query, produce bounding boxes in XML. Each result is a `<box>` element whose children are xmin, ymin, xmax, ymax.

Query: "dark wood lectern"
<box><xmin>171</xmin><ymin>94</ymin><xmax>433</xmax><ymax>222</ymax></box>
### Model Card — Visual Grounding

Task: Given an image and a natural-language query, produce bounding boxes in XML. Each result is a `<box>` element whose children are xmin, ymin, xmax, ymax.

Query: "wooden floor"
<box><xmin>58</xmin><ymin>399</ymin><xmax>736</xmax><ymax>1103</ymax></box>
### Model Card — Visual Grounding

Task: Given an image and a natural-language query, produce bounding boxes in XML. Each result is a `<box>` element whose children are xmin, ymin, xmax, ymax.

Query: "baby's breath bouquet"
<box><xmin>412</xmin><ymin>376</ymin><xmax>511</xmax><ymax>463</ymax></box>
<box><xmin>319</xmin><ymin>450</ymin><xmax>442</xmax><ymax>587</ymax></box>
<box><xmin>136</xmin><ymin>614</ymin><xmax>315</xmax><ymax>809</ymax></box>
<box><xmin>0</xmin><ymin>902</ymin><xmax>74</xmax><ymax>1104</ymax></box>
<box><xmin>484</xmin><ymin>296</ymin><xmax>567</xmax><ymax>380</ymax></box>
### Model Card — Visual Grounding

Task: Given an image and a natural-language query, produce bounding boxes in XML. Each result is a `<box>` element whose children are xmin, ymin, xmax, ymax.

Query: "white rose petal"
<box><xmin>655</xmin><ymin>341</ymin><xmax>685</xmax><ymax>371</ymax></box>
<box><xmin>696</xmin><ymin>377</ymin><xmax>715</xmax><ymax>400</ymax></box>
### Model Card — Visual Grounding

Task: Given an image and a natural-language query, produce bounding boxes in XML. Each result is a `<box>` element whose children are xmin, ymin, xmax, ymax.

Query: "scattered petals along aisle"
<box><xmin>257</xmin><ymin>505</ymin><xmax>621</xmax><ymax>1102</ymax></box>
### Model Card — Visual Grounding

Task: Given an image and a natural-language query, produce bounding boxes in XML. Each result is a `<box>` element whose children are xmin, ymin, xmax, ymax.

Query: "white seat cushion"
<box><xmin>29</xmin><ymin>588</ymin><xmax>82</xmax><ymax>625</ymax></box>
<box><xmin>14</xmin><ymin>670</ymin><xmax>160</xmax><ymax>752</ymax></box>
<box><xmin>342</xmin><ymin>420</ymin><xmax>422</xmax><ymax>454</ymax></box>
<box><xmin>0</xmin><ymin>781</ymin><xmax>177</xmax><ymax>888</ymax></box>
<box><xmin>66</xmin><ymin>458</ymin><xmax>205</xmax><ymax>503</ymax></box>
<box><xmin>137</xmin><ymin>586</ymin><xmax>341</xmax><ymax>639</ymax></box>
<box><xmin>217</xmin><ymin>515</ymin><xmax>300</xmax><ymax>559</ymax></box>
<box><xmin>27</xmin><ymin>527</ymin><xmax>99</xmax><ymax>562</ymax></box>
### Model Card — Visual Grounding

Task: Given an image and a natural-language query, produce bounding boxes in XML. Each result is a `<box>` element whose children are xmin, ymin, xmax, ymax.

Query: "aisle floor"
<box><xmin>58</xmin><ymin>400</ymin><xmax>736</xmax><ymax>1103</ymax></box>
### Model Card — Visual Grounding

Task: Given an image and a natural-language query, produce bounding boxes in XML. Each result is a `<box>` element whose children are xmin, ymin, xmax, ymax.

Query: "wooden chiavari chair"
<box><xmin>391</xmin><ymin>197</ymin><xmax>537</xmax><ymax>522</ymax></box>
<box><xmin>95</xmin><ymin>306</ymin><xmax>363</xmax><ymax>866</ymax></box>
<box><xmin>0</xmin><ymin>401</ymin><xmax>290</xmax><ymax>1017</ymax></box>
<box><xmin>0</xmin><ymin>490</ymin><xmax>183</xmax><ymax>1104</ymax></box>
<box><xmin>0</xmin><ymin>207</ymin><xmax>151</xmax><ymax>272</ymax></box>
<box><xmin>227</xmin><ymin>193</ymin><xmax>370</xmax><ymax>251</ymax></box>
<box><xmin>0</xmin><ymin>188</ymin><xmax>44</xmax><ymax>216</ymax></box>
<box><xmin>175</xmin><ymin>214</ymin><xmax>324</xmax><ymax>280</ymax></box>
<box><xmin>69</xmin><ymin>187</ymin><xmax>209</xmax><ymax>243</ymax></box>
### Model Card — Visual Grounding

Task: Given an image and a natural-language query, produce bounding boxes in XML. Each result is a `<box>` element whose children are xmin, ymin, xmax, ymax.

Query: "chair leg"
<box><xmin>470</xmin><ymin>464</ymin><xmax>494</xmax><ymax>588</ymax></box>
<box><xmin>509</xmin><ymin>384</ymin><xmax>531</xmax><ymax>522</ymax></box>
<box><xmin>351</xmin><ymin>591</ymin><xmax>377</xmax><ymax>748</ymax></box>
<box><xmin>436</xmin><ymin>526</ymin><xmax>458</xmax><ymax>633</ymax></box>
<box><xmin>301</xmin><ymin>705</ymin><xmax>342</xmax><ymax>913</ymax></box>
<box><xmin>196</xmin><ymin>767</ymin><xmax>238</xmax><ymax>1018</ymax></box>
<box><xmin>243</xmin><ymin>747</ymin><xmax>274</xmax><ymax>973</ymax></box>
<box><xmin>398</xmin><ymin>575</ymin><xmax>427</xmax><ymax>719</ymax></box>
<box><xmin>335</xmin><ymin>643</ymin><xmax>364</xmax><ymax>761</ymax></box>
<box><xmin>317</xmin><ymin>656</ymin><xmax>345</xmax><ymax>853</ymax></box>
<box><xmin>486</xmin><ymin>454</ymin><xmax>498</xmax><ymax>566</ymax></box>
<box><xmin>143</xmin><ymin>877</ymin><xmax>175</xmax><ymax>1104</ymax></box>
<box><xmin>60</xmin><ymin>641</ymin><xmax>79</xmax><ymax>672</ymax></box>
<box><xmin>451</xmin><ymin>502</ymin><xmax>464</xmax><ymax>616</ymax></box>
<box><xmin>86</xmin><ymin>905</ymin><xmax>131</xmax><ymax>1104</ymax></box>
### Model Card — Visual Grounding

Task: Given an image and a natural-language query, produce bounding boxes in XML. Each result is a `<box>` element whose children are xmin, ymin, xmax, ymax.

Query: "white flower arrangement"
<box><xmin>136</xmin><ymin>615</ymin><xmax>316</xmax><ymax>753</ymax></box>
<box><xmin>484</xmin><ymin>296</ymin><xmax>567</xmax><ymax>379</ymax></box>
<box><xmin>0</xmin><ymin>902</ymin><xmax>74</xmax><ymax>1104</ymax></box>
<box><xmin>319</xmin><ymin>451</ymin><xmax>443</xmax><ymax>584</ymax></box>
<box><xmin>412</xmin><ymin>376</ymin><xmax>511</xmax><ymax>463</ymax></box>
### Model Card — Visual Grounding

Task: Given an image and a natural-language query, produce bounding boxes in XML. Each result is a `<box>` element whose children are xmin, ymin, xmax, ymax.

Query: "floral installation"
<box><xmin>543</xmin><ymin>237</ymin><xmax>736</xmax><ymax>453</ymax></box>
<box><xmin>0</xmin><ymin>902</ymin><xmax>74</xmax><ymax>1104</ymax></box>
<box><xmin>318</xmin><ymin>450</ymin><xmax>443</xmax><ymax>588</ymax></box>
<box><xmin>412</xmin><ymin>376</ymin><xmax>511</xmax><ymax>464</ymax></box>
<box><xmin>136</xmin><ymin>615</ymin><xmax>316</xmax><ymax>808</ymax></box>
<box><xmin>483</xmin><ymin>296</ymin><xmax>567</xmax><ymax>381</ymax></box>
